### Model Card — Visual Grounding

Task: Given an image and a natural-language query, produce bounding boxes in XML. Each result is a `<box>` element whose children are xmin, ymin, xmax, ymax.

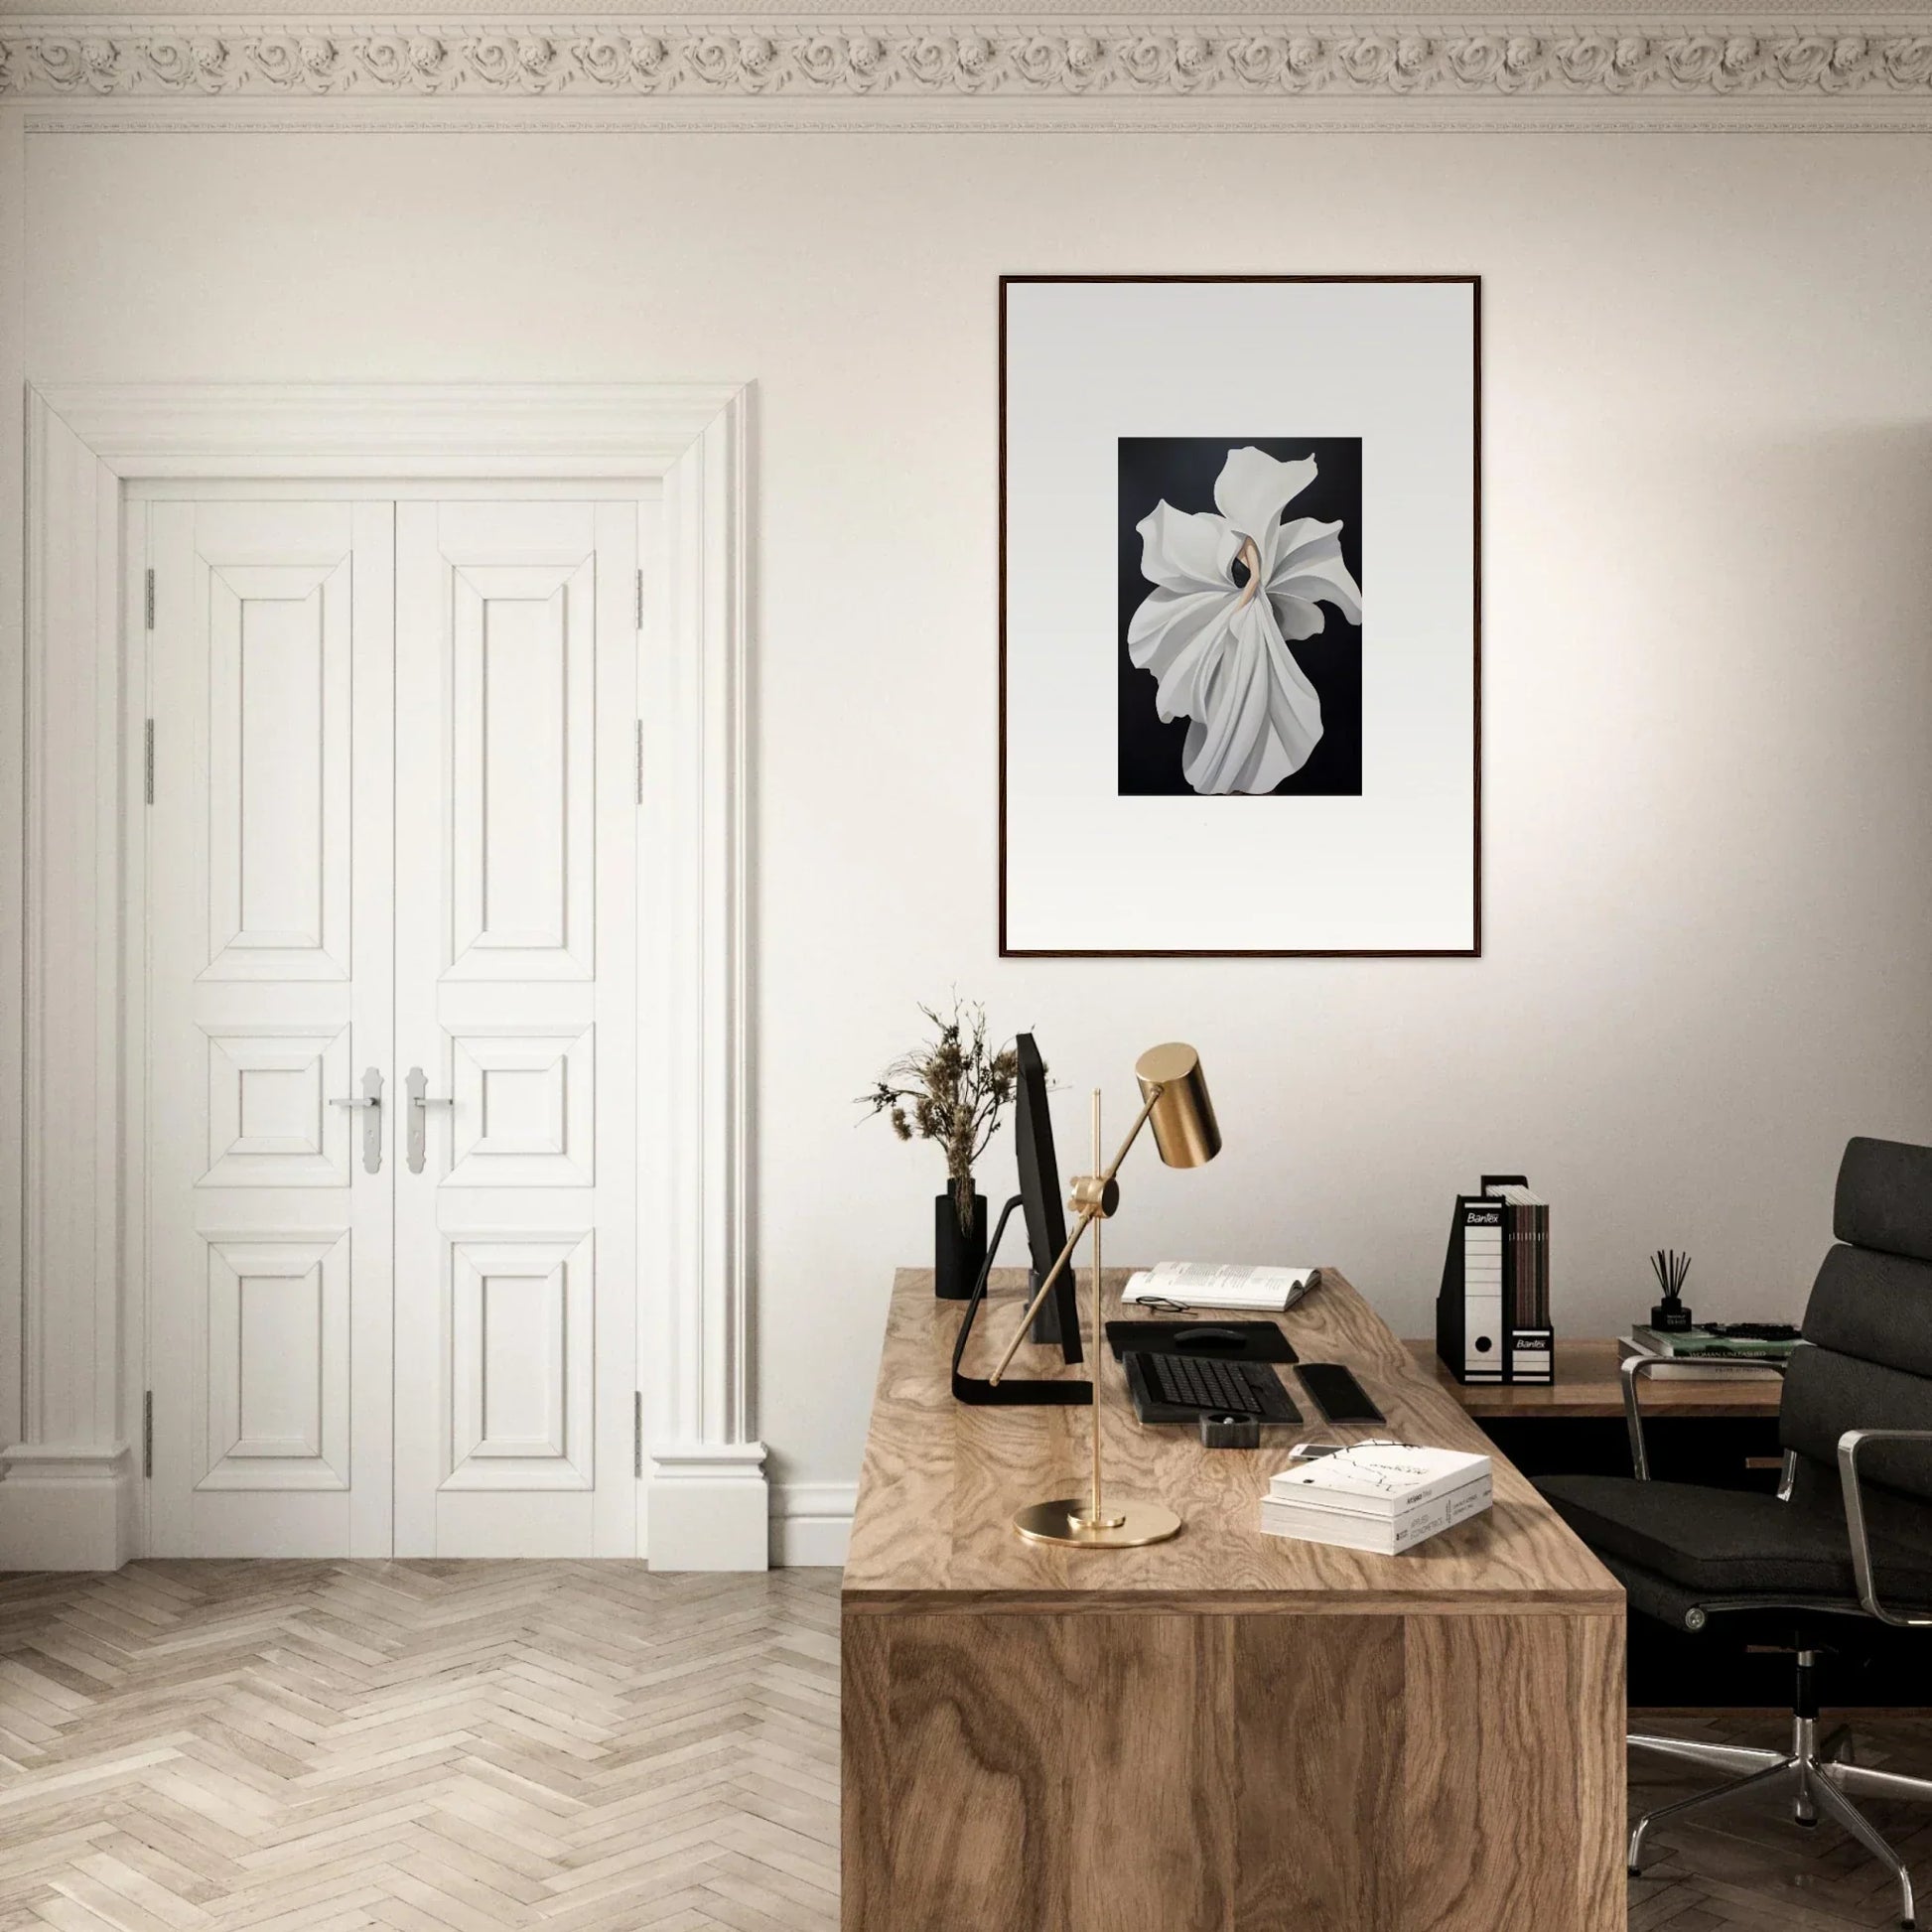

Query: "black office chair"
<box><xmin>1538</xmin><ymin>1136</ymin><xmax>1932</xmax><ymax>1930</ymax></box>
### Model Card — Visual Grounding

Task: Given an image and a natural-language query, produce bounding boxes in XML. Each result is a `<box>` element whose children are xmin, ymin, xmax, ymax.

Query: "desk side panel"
<box><xmin>1403</xmin><ymin>1610</ymin><xmax>1626</xmax><ymax>1931</ymax></box>
<box><xmin>842</xmin><ymin>1602</ymin><xmax>1624</xmax><ymax>1932</ymax></box>
<box><xmin>840</xmin><ymin>1612</ymin><xmax>892</xmax><ymax>1931</ymax></box>
<box><xmin>1232</xmin><ymin>1614</ymin><xmax>1405</xmax><ymax>1928</ymax></box>
<box><xmin>843</xmin><ymin>1609</ymin><xmax>1235</xmax><ymax>1932</ymax></box>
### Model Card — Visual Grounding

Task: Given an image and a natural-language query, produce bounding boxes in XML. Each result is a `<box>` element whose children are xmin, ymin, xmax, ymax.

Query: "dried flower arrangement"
<box><xmin>860</xmin><ymin>999</ymin><xmax>1021</xmax><ymax>1234</ymax></box>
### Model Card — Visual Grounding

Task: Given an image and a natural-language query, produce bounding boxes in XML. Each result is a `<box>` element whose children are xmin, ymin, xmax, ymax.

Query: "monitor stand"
<box><xmin>951</xmin><ymin>1196</ymin><xmax>1092</xmax><ymax>1407</ymax></box>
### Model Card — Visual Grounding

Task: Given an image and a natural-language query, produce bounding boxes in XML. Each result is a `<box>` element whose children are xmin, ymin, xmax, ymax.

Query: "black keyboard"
<box><xmin>1125</xmin><ymin>1350</ymin><xmax>1302</xmax><ymax>1424</ymax></box>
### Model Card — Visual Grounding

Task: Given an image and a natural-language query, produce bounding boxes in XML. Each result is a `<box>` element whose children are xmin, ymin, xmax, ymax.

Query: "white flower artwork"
<box><xmin>1001</xmin><ymin>275</ymin><xmax>1476</xmax><ymax>954</ymax></box>
<box><xmin>1127</xmin><ymin>446</ymin><xmax>1363</xmax><ymax>795</ymax></box>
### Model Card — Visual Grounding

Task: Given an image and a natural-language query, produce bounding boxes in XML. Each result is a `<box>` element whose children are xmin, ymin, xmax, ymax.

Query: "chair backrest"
<box><xmin>1781</xmin><ymin>1138</ymin><xmax>1932</xmax><ymax>1508</ymax></box>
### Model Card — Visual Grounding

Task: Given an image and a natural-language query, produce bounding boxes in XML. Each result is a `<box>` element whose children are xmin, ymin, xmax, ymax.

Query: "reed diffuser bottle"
<box><xmin>1650</xmin><ymin>1249</ymin><xmax>1694</xmax><ymax>1332</ymax></box>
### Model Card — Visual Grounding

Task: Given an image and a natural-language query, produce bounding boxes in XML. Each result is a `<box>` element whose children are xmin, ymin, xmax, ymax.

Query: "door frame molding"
<box><xmin>7</xmin><ymin>381</ymin><xmax>764</xmax><ymax>1571</ymax></box>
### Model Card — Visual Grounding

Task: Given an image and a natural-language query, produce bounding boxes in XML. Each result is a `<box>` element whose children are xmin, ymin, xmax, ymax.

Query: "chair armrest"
<box><xmin>1621</xmin><ymin>1350</ymin><xmax>1788</xmax><ymax>1481</ymax></box>
<box><xmin>1838</xmin><ymin>1429</ymin><xmax>1932</xmax><ymax>1627</ymax></box>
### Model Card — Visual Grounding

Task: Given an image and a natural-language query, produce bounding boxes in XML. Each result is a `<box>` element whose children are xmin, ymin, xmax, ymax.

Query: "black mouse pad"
<box><xmin>1104</xmin><ymin>1319</ymin><xmax>1298</xmax><ymax>1365</ymax></box>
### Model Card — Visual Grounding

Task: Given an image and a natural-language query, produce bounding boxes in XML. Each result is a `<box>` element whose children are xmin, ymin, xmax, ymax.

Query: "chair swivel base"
<box><xmin>1629</xmin><ymin>1713</ymin><xmax>1930</xmax><ymax>1930</ymax></box>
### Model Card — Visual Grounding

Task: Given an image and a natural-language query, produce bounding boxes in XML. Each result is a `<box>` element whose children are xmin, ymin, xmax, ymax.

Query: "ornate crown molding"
<box><xmin>3</xmin><ymin>16</ymin><xmax>1931</xmax><ymax>115</ymax></box>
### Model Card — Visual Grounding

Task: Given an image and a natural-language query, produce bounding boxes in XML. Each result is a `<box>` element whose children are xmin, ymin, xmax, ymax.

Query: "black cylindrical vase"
<box><xmin>934</xmin><ymin>1183</ymin><xmax>988</xmax><ymax>1300</ymax></box>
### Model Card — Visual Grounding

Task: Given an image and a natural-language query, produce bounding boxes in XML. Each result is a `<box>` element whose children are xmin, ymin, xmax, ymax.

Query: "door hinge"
<box><xmin>634</xmin><ymin>720</ymin><xmax>644</xmax><ymax>806</ymax></box>
<box><xmin>633</xmin><ymin>1392</ymin><xmax>643</xmax><ymax>1479</ymax></box>
<box><xmin>142</xmin><ymin>1391</ymin><xmax>154</xmax><ymax>1479</ymax></box>
<box><xmin>144</xmin><ymin>720</ymin><xmax>155</xmax><ymax>805</ymax></box>
<box><xmin>634</xmin><ymin>568</ymin><xmax>644</xmax><ymax>632</ymax></box>
<box><xmin>144</xmin><ymin>568</ymin><xmax>155</xmax><ymax>631</ymax></box>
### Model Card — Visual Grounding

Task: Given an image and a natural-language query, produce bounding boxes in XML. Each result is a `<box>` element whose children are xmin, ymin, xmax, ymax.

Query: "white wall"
<box><xmin>19</xmin><ymin>126</ymin><xmax>1932</xmax><ymax>1516</ymax></box>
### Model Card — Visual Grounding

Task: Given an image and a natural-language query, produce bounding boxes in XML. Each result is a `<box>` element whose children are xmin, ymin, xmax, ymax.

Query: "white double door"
<box><xmin>145</xmin><ymin>492</ymin><xmax>642</xmax><ymax>1558</ymax></box>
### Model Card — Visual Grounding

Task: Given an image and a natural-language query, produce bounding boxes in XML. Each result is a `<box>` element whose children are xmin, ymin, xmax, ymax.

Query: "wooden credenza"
<box><xmin>842</xmin><ymin>1268</ymin><xmax>1626</xmax><ymax>1932</ymax></box>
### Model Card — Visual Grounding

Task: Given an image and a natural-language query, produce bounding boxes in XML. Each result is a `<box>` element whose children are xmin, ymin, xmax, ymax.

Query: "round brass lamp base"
<box><xmin>1012</xmin><ymin>1497</ymin><xmax>1182</xmax><ymax>1549</ymax></box>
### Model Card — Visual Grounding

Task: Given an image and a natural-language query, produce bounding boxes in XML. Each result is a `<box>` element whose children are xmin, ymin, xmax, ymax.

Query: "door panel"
<box><xmin>200</xmin><ymin>1232</ymin><xmax>350</xmax><ymax>1489</ymax></box>
<box><xmin>446</xmin><ymin>1027</ymin><xmax>596</xmax><ymax>1188</ymax></box>
<box><xmin>393</xmin><ymin>500</ymin><xmax>638</xmax><ymax>1557</ymax></box>
<box><xmin>204</xmin><ymin>563</ymin><xmax>352</xmax><ymax>979</ymax></box>
<box><xmin>446</xmin><ymin>1232</ymin><xmax>594</xmax><ymax>1488</ymax></box>
<box><xmin>147</xmin><ymin>500</ymin><xmax>395</xmax><ymax>1557</ymax></box>
<box><xmin>448</xmin><ymin>561</ymin><xmax>596</xmax><ymax>979</ymax></box>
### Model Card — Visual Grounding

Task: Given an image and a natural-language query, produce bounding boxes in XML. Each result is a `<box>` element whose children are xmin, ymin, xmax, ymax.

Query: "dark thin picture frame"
<box><xmin>997</xmin><ymin>273</ymin><xmax>1482</xmax><ymax>959</ymax></box>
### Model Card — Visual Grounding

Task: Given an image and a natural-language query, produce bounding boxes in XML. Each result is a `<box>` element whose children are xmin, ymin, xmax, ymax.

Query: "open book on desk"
<box><xmin>1122</xmin><ymin>1262</ymin><xmax>1317</xmax><ymax>1313</ymax></box>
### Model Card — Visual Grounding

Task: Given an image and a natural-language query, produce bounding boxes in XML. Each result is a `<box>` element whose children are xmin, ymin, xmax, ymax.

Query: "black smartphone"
<box><xmin>1298</xmin><ymin>1363</ymin><xmax>1385</xmax><ymax>1425</ymax></box>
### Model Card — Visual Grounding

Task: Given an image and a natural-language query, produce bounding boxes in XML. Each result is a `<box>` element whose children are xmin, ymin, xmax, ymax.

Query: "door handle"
<box><xmin>405</xmin><ymin>1065</ymin><xmax>454</xmax><ymax>1175</ymax></box>
<box><xmin>330</xmin><ymin>1066</ymin><xmax>385</xmax><ymax>1174</ymax></box>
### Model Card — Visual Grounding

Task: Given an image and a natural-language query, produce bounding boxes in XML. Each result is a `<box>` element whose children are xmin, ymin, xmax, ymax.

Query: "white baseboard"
<box><xmin>770</xmin><ymin>1481</ymin><xmax>855</xmax><ymax>1569</ymax></box>
<box><xmin>0</xmin><ymin>1444</ymin><xmax>137</xmax><ymax>1571</ymax></box>
<box><xmin>645</xmin><ymin>1443</ymin><xmax>770</xmax><ymax>1571</ymax></box>
<box><xmin>0</xmin><ymin>1444</ymin><xmax>850</xmax><ymax>1574</ymax></box>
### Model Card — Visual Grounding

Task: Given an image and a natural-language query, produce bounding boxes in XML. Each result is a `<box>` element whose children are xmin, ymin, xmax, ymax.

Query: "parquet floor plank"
<box><xmin>0</xmin><ymin>1569</ymin><xmax>840</xmax><ymax>1932</ymax></box>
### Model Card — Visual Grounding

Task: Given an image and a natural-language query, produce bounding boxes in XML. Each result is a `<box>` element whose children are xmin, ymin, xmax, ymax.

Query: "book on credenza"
<box><xmin>1259</xmin><ymin>1445</ymin><xmax>1493</xmax><ymax>1556</ymax></box>
<box><xmin>1121</xmin><ymin>1261</ymin><xmax>1315</xmax><ymax>1312</ymax></box>
<box><xmin>1617</xmin><ymin>1331</ymin><xmax>1786</xmax><ymax>1381</ymax></box>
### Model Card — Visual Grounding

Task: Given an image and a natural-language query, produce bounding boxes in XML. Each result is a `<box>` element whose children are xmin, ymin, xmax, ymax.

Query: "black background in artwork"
<box><xmin>1118</xmin><ymin>437</ymin><xmax>1363</xmax><ymax>796</ymax></box>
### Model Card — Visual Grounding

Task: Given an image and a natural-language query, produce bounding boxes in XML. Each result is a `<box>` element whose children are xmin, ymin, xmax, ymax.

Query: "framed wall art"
<box><xmin>999</xmin><ymin>275</ymin><xmax>1480</xmax><ymax>957</ymax></box>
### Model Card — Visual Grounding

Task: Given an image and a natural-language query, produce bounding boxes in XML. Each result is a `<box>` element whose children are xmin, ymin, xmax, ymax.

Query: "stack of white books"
<box><xmin>1260</xmin><ymin>1445</ymin><xmax>1493</xmax><ymax>1556</ymax></box>
<box><xmin>1121</xmin><ymin>1261</ymin><xmax>1315</xmax><ymax>1312</ymax></box>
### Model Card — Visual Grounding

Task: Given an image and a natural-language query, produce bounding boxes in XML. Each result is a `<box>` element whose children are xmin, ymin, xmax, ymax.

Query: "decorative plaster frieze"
<box><xmin>3</xmin><ymin>18</ymin><xmax>1931</xmax><ymax>105</ymax></box>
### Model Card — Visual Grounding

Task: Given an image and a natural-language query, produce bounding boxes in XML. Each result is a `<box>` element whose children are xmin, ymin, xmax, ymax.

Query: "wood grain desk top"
<box><xmin>1405</xmin><ymin>1337</ymin><xmax>1784</xmax><ymax>1420</ymax></box>
<box><xmin>843</xmin><ymin>1267</ymin><xmax>1621</xmax><ymax>1616</ymax></box>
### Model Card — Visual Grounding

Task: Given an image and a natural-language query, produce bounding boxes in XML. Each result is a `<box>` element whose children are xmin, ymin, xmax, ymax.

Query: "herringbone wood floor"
<box><xmin>1630</xmin><ymin>1708</ymin><xmax>1932</xmax><ymax>1930</ymax></box>
<box><xmin>0</xmin><ymin>1563</ymin><xmax>1927</xmax><ymax>1930</ymax></box>
<box><xmin>0</xmin><ymin>1563</ymin><xmax>840</xmax><ymax>1932</ymax></box>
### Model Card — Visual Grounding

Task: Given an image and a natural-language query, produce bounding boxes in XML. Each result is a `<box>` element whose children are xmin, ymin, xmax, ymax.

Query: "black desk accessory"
<box><xmin>1104</xmin><ymin>1319</ymin><xmax>1297</xmax><ymax>1365</ymax></box>
<box><xmin>1298</xmin><ymin>1362</ymin><xmax>1385</xmax><ymax>1426</ymax></box>
<box><xmin>947</xmin><ymin>1033</ymin><xmax>1091</xmax><ymax>1407</ymax></box>
<box><xmin>1650</xmin><ymin>1247</ymin><xmax>1694</xmax><ymax>1332</ymax></box>
<box><xmin>950</xmin><ymin>1194</ymin><xmax>1091</xmax><ymax>1407</ymax></box>
<box><xmin>1123</xmin><ymin>1351</ymin><xmax>1302</xmax><ymax>1426</ymax></box>
<box><xmin>1197</xmin><ymin>1415</ymin><xmax>1262</xmax><ymax>1449</ymax></box>
<box><xmin>1012</xmin><ymin>1034</ymin><xmax>1082</xmax><ymax>1353</ymax></box>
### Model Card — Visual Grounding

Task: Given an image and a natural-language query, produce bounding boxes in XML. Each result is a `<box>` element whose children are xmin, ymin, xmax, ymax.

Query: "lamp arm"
<box><xmin>1096</xmin><ymin>1086</ymin><xmax>1165</xmax><ymax>1190</ymax></box>
<box><xmin>986</xmin><ymin>1084</ymin><xmax>1165</xmax><ymax>1387</ymax></box>
<box><xmin>985</xmin><ymin>1204</ymin><xmax>1097</xmax><ymax>1388</ymax></box>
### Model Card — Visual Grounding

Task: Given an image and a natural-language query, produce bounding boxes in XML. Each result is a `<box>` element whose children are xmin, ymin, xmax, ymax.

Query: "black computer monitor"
<box><xmin>1013</xmin><ymin>1034</ymin><xmax>1082</xmax><ymax>1363</ymax></box>
<box><xmin>948</xmin><ymin>1033</ymin><xmax>1091</xmax><ymax>1405</ymax></box>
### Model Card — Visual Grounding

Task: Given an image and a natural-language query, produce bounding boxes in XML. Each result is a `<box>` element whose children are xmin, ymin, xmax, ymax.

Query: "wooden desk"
<box><xmin>844</xmin><ymin>1269</ymin><xmax>1625</xmax><ymax>1932</ymax></box>
<box><xmin>1406</xmin><ymin>1336</ymin><xmax>1784</xmax><ymax>1420</ymax></box>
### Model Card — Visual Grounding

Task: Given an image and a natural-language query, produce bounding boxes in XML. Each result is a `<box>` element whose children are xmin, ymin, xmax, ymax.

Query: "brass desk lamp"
<box><xmin>987</xmin><ymin>1042</ymin><xmax>1221</xmax><ymax>1548</ymax></box>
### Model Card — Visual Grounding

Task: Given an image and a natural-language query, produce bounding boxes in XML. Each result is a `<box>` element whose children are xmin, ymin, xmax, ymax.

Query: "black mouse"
<box><xmin>1173</xmin><ymin>1326</ymin><xmax>1247</xmax><ymax>1351</ymax></box>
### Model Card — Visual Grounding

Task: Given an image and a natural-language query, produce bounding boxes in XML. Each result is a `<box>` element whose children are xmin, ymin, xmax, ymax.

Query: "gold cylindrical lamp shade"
<box><xmin>1135</xmin><ymin>1042</ymin><xmax>1221</xmax><ymax>1170</ymax></box>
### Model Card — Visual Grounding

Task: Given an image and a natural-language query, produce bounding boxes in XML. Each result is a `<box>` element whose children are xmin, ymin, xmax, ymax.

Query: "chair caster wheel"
<box><xmin>1795</xmin><ymin>1816</ymin><xmax>1819</xmax><ymax>1829</ymax></box>
<box><xmin>1627</xmin><ymin>1868</ymin><xmax>1641</xmax><ymax>1878</ymax></box>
